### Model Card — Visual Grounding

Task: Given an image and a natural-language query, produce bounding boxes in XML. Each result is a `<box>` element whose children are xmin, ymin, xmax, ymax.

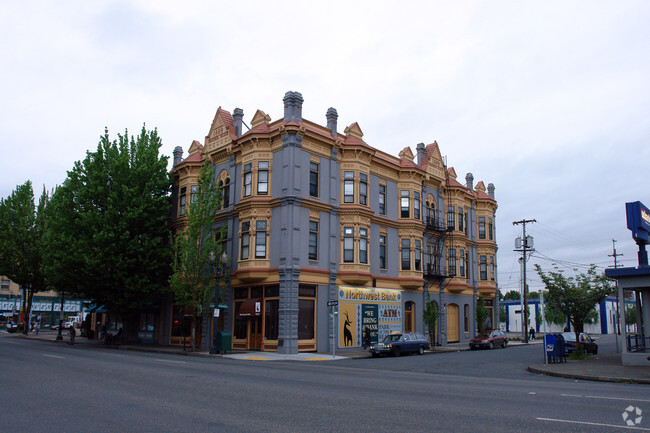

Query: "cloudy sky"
<box><xmin>2</xmin><ymin>1</ymin><xmax>648</xmax><ymax>292</ymax></box>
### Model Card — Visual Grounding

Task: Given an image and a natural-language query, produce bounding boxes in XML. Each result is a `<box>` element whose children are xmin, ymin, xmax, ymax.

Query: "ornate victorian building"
<box><xmin>170</xmin><ymin>91</ymin><xmax>498</xmax><ymax>353</ymax></box>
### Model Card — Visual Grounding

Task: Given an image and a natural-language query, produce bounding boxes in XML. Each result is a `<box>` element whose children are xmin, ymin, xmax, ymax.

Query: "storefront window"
<box><xmin>265</xmin><ymin>299</ymin><xmax>279</xmax><ymax>340</ymax></box>
<box><xmin>298</xmin><ymin>285</ymin><xmax>316</xmax><ymax>340</ymax></box>
<box><xmin>139</xmin><ymin>312</ymin><xmax>155</xmax><ymax>331</ymax></box>
<box><xmin>233</xmin><ymin>301</ymin><xmax>247</xmax><ymax>339</ymax></box>
<box><xmin>171</xmin><ymin>310</ymin><xmax>190</xmax><ymax>338</ymax></box>
<box><xmin>298</xmin><ymin>299</ymin><xmax>315</xmax><ymax>340</ymax></box>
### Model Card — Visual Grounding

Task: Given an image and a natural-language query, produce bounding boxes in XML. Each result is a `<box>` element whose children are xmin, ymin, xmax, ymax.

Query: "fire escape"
<box><xmin>423</xmin><ymin>215</ymin><xmax>452</xmax><ymax>287</ymax></box>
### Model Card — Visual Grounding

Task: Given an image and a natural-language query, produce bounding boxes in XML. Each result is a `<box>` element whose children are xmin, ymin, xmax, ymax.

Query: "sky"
<box><xmin>2</xmin><ymin>1</ymin><xmax>649</xmax><ymax>293</ymax></box>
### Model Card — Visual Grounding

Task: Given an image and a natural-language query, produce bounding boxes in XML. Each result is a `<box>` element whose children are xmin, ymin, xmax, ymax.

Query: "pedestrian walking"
<box><xmin>529</xmin><ymin>327</ymin><xmax>535</xmax><ymax>341</ymax></box>
<box><xmin>35</xmin><ymin>321</ymin><xmax>40</xmax><ymax>335</ymax></box>
<box><xmin>68</xmin><ymin>326</ymin><xmax>76</xmax><ymax>345</ymax></box>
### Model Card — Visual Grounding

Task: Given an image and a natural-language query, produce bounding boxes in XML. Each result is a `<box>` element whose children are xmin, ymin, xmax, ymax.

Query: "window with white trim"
<box><xmin>240</xmin><ymin>222</ymin><xmax>250</xmax><ymax>260</ymax></box>
<box><xmin>255</xmin><ymin>220</ymin><xmax>267</xmax><ymax>258</ymax></box>
<box><xmin>359</xmin><ymin>228</ymin><xmax>368</xmax><ymax>264</ymax></box>
<box><xmin>343</xmin><ymin>227</ymin><xmax>354</xmax><ymax>262</ymax></box>
<box><xmin>243</xmin><ymin>163</ymin><xmax>252</xmax><ymax>197</ymax></box>
<box><xmin>344</xmin><ymin>172</ymin><xmax>354</xmax><ymax>203</ymax></box>
<box><xmin>359</xmin><ymin>173</ymin><xmax>368</xmax><ymax>205</ymax></box>
<box><xmin>401</xmin><ymin>238</ymin><xmax>411</xmax><ymax>270</ymax></box>
<box><xmin>257</xmin><ymin>161</ymin><xmax>269</xmax><ymax>195</ymax></box>
<box><xmin>308</xmin><ymin>221</ymin><xmax>318</xmax><ymax>261</ymax></box>
<box><xmin>400</xmin><ymin>190</ymin><xmax>410</xmax><ymax>218</ymax></box>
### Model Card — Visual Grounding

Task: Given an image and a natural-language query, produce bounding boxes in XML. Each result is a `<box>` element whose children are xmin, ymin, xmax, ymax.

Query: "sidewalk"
<box><xmin>8</xmin><ymin>330</ymin><xmax>649</xmax><ymax>384</ymax></box>
<box><xmin>528</xmin><ymin>354</ymin><xmax>650</xmax><ymax>384</ymax></box>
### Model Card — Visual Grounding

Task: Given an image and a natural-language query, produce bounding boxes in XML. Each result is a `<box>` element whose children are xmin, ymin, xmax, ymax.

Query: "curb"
<box><xmin>526</xmin><ymin>366</ymin><xmax>650</xmax><ymax>385</ymax></box>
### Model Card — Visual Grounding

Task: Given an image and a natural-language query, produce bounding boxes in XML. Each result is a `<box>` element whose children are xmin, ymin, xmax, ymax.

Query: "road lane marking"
<box><xmin>562</xmin><ymin>393</ymin><xmax>650</xmax><ymax>403</ymax></box>
<box><xmin>43</xmin><ymin>354</ymin><xmax>64</xmax><ymax>359</ymax></box>
<box><xmin>155</xmin><ymin>359</ymin><xmax>187</xmax><ymax>364</ymax></box>
<box><xmin>538</xmin><ymin>417</ymin><xmax>650</xmax><ymax>431</ymax></box>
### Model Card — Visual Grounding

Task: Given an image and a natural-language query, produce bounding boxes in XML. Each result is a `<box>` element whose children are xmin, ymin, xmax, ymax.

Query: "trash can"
<box><xmin>214</xmin><ymin>331</ymin><xmax>232</xmax><ymax>354</ymax></box>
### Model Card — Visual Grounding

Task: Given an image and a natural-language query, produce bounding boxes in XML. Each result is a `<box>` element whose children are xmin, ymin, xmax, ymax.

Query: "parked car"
<box><xmin>62</xmin><ymin>320</ymin><xmax>74</xmax><ymax>329</ymax></box>
<box><xmin>561</xmin><ymin>332</ymin><xmax>598</xmax><ymax>355</ymax></box>
<box><xmin>5</xmin><ymin>321</ymin><xmax>18</xmax><ymax>333</ymax></box>
<box><xmin>369</xmin><ymin>332</ymin><xmax>430</xmax><ymax>357</ymax></box>
<box><xmin>469</xmin><ymin>330</ymin><xmax>508</xmax><ymax>350</ymax></box>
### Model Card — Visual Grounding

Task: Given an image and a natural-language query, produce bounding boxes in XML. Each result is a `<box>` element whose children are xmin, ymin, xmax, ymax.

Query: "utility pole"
<box><xmin>609</xmin><ymin>239</ymin><xmax>623</xmax><ymax>335</ymax></box>
<box><xmin>513</xmin><ymin>218</ymin><xmax>536</xmax><ymax>344</ymax></box>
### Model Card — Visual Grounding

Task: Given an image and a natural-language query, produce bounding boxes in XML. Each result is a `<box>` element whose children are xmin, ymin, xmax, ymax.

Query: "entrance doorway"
<box><xmin>249</xmin><ymin>317</ymin><xmax>262</xmax><ymax>350</ymax></box>
<box><xmin>447</xmin><ymin>303</ymin><xmax>459</xmax><ymax>343</ymax></box>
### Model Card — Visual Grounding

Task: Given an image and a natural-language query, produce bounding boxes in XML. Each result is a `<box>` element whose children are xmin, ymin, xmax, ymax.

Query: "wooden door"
<box><xmin>447</xmin><ymin>303</ymin><xmax>459</xmax><ymax>343</ymax></box>
<box><xmin>249</xmin><ymin>317</ymin><xmax>262</xmax><ymax>350</ymax></box>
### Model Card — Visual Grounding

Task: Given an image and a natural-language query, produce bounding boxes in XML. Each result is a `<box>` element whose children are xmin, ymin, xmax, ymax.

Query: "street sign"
<box><xmin>327</xmin><ymin>300</ymin><xmax>338</xmax><ymax>307</ymax></box>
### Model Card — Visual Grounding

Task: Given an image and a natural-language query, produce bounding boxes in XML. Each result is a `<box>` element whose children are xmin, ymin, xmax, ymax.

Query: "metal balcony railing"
<box><xmin>425</xmin><ymin>216</ymin><xmax>452</xmax><ymax>232</ymax></box>
<box><xmin>627</xmin><ymin>334</ymin><xmax>650</xmax><ymax>352</ymax></box>
<box><xmin>423</xmin><ymin>263</ymin><xmax>450</xmax><ymax>279</ymax></box>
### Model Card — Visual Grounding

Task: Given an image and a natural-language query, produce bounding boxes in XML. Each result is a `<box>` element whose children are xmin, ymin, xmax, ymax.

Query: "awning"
<box><xmin>85</xmin><ymin>305</ymin><xmax>107</xmax><ymax>313</ymax></box>
<box><xmin>238</xmin><ymin>298</ymin><xmax>263</xmax><ymax>317</ymax></box>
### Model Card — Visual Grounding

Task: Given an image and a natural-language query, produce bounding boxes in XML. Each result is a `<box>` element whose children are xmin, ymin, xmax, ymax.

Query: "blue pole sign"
<box><xmin>626</xmin><ymin>201</ymin><xmax>650</xmax><ymax>244</ymax></box>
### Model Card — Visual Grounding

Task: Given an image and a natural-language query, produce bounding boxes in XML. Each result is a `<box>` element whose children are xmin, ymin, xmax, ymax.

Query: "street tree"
<box><xmin>169</xmin><ymin>160</ymin><xmax>224</xmax><ymax>351</ymax></box>
<box><xmin>42</xmin><ymin>126</ymin><xmax>172</xmax><ymax>331</ymax></box>
<box><xmin>423</xmin><ymin>290</ymin><xmax>438</xmax><ymax>346</ymax></box>
<box><xmin>0</xmin><ymin>182</ymin><xmax>48</xmax><ymax>333</ymax></box>
<box><xmin>625</xmin><ymin>304</ymin><xmax>637</xmax><ymax>327</ymax></box>
<box><xmin>502</xmin><ymin>290</ymin><xmax>520</xmax><ymax>301</ymax></box>
<box><xmin>476</xmin><ymin>295</ymin><xmax>489</xmax><ymax>332</ymax></box>
<box><xmin>535</xmin><ymin>264</ymin><xmax>612</xmax><ymax>346</ymax></box>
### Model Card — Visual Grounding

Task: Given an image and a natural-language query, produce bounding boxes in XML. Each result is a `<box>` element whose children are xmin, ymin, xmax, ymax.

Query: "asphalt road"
<box><xmin>1</xmin><ymin>334</ymin><xmax>648</xmax><ymax>432</ymax></box>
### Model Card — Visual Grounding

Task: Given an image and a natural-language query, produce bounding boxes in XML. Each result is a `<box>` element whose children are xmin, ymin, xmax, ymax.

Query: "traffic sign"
<box><xmin>327</xmin><ymin>300</ymin><xmax>338</xmax><ymax>307</ymax></box>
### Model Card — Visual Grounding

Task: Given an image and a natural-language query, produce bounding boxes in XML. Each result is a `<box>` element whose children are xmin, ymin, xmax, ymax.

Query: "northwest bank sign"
<box><xmin>627</xmin><ymin>201</ymin><xmax>650</xmax><ymax>243</ymax></box>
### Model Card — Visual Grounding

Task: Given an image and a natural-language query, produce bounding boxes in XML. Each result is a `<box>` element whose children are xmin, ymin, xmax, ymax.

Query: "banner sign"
<box><xmin>337</xmin><ymin>286</ymin><xmax>402</xmax><ymax>348</ymax></box>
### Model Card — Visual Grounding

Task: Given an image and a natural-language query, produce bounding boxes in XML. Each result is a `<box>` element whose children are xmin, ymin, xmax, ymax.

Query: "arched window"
<box><xmin>223</xmin><ymin>177</ymin><xmax>230</xmax><ymax>208</ymax></box>
<box><xmin>426</xmin><ymin>200</ymin><xmax>436</xmax><ymax>226</ymax></box>
<box><xmin>216</xmin><ymin>171</ymin><xmax>231</xmax><ymax>209</ymax></box>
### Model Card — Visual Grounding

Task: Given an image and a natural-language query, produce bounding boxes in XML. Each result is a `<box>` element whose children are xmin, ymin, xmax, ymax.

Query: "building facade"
<box><xmin>170</xmin><ymin>91</ymin><xmax>499</xmax><ymax>353</ymax></box>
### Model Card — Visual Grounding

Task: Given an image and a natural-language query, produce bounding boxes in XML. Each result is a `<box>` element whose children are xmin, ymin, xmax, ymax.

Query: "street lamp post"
<box><xmin>209</xmin><ymin>250</ymin><xmax>228</xmax><ymax>355</ymax></box>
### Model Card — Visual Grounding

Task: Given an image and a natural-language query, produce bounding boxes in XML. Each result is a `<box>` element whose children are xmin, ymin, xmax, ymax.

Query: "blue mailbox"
<box><xmin>545</xmin><ymin>333</ymin><xmax>566</xmax><ymax>363</ymax></box>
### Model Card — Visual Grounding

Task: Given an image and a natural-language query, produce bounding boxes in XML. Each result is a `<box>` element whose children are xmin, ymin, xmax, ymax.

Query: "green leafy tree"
<box><xmin>499</xmin><ymin>303</ymin><xmax>507</xmax><ymax>323</ymax></box>
<box><xmin>0</xmin><ymin>181</ymin><xmax>49</xmax><ymax>333</ymax></box>
<box><xmin>535</xmin><ymin>264</ymin><xmax>612</xmax><ymax>347</ymax></box>
<box><xmin>423</xmin><ymin>290</ymin><xmax>438</xmax><ymax>346</ymax></box>
<box><xmin>42</xmin><ymin>127</ymin><xmax>172</xmax><ymax>334</ymax></box>
<box><xmin>503</xmin><ymin>290</ymin><xmax>520</xmax><ymax>301</ymax></box>
<box><xmin>169</xmin><ymin>160</ymin><xmax>224</xmax><ymax>351</ymax></box>
<box><xmin>625</xmin><ymin>304</ymin><xmax>637</xmax><ymax>326</ymax></box>
<box><xmin>539</xmin><ymin>290</ymin><xmax>566</xmax><ymax>327</ymax></box>
<box><xmin>476</xmin><ymin>295</ymin><xmax>489</xmax><ymax>332</ymax></box>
